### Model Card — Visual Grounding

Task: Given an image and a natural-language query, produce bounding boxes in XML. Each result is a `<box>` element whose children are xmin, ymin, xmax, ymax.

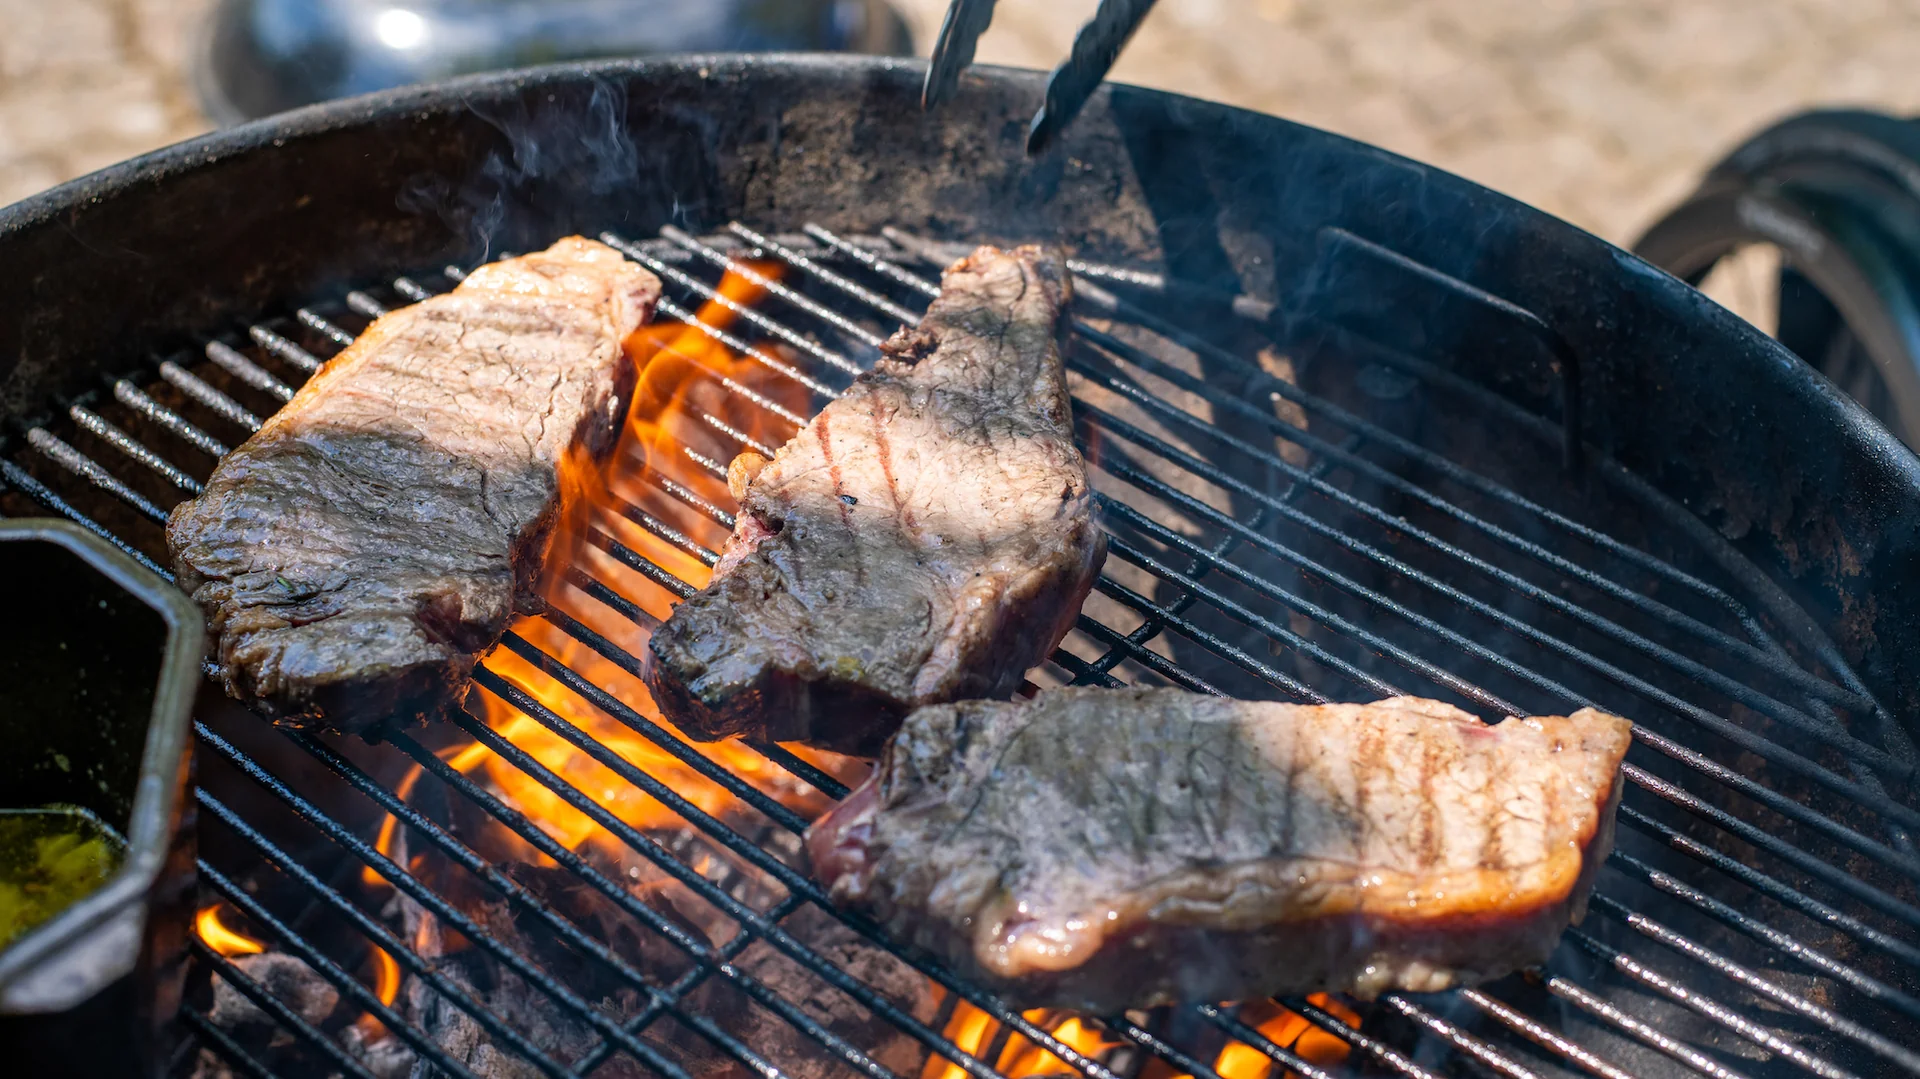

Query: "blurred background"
<box><xmin>9</xmin><ymin>1</ymin><xmax>1920</xmax><ymax>242</ymax></box>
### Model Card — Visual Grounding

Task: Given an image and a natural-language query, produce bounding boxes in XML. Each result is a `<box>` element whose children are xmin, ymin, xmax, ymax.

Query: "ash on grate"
<box><xmin>392</xmin><ymin>822</ymin><xmax>934</xmax><ymax>1079</ymax></box>
<box><xmin>691</xmin><ymin>903</ymin><xmax>940</xmax><ymax>1079</ymax></box>
<box><xmin>395</xmin><ymin>852</ymin><xmax>713</xmax><ymax>1079</ymax></box>
<box><xmin>195</xmin><ymin>952</ymin><xmax>418</xmax><ymax>1079</ymax></box>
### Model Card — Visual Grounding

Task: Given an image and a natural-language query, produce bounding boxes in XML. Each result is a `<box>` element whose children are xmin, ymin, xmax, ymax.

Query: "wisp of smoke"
<box><xmin>398</xmin><ymin>79</ymin><xmax>640</xmax><ymax>259</ymax></box>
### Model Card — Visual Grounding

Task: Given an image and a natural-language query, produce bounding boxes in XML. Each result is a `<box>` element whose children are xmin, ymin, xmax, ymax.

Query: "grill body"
<box><xmin>0</xmin><ymin>55</ymin><xmax>1916</xmax><ymax>1079</ymax></box>
<box><xmin>0</xmin><ymin>56</ymin><xmax>1913</xmax><ymax>718</ymax></box>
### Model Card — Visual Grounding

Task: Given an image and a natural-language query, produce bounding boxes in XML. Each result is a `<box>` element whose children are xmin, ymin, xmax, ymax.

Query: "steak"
<box><xmin>643</xmin><ymin>244</ymin><xmax>1105</xmax><ymax>755</ymax></box>
<box><xmin>807</xmin><ymin>688</ymin><xmax>1632</xmax><ymax>1009</ymax></box>
<box><xmin>168</xmin><ymin>237</ymin><xmax>660</xmax><ymax>735</ymax></box>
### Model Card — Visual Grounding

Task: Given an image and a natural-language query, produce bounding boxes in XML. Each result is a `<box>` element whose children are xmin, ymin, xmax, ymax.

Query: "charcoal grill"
<box><xmin>1</xmin><ymin>56</ymin><xmax>1918</xmax><ymax>1079</ymax></box>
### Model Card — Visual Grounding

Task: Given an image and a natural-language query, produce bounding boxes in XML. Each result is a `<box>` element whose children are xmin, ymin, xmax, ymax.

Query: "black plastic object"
<box><xmin>0</xmin><ymin>520</ymin><xmax>203</xmax><ymax>1078</ymax></box>
<box><xmin>1634</xmin><ymin>109</ymin><xmax>1920</xmax><ymax>448</ymax></box>
<box><xmin>194</xmin><ymin>0</ymin><xmax>914</xmax><ymax>124</ymax></box>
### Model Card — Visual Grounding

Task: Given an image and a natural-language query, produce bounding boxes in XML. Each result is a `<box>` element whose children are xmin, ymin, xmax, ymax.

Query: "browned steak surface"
<box><xmin>643</xmin><ymin>244</ymin><xmax>1105</xmax><ymax>755</ymax></box>
<box><xmin>168</xmin><ymin>237</ymin><xmax>660</xmax><ymax>735</ymax></box>
<box><xmin>807</xmin><ymin>688</ymin><xmax>1632</xmax><ymax>1010</ymax></box>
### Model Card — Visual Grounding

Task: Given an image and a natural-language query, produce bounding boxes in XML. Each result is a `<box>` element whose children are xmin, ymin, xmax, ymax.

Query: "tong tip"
<box><xmin>923</xmin><ymin>0</ymin><xmax>998</xmax><ymax>112</ymax></box>
<box><xmin>1022</xmin><ymin>0</ymin><xmax>1157</xmax><ymax>156</ymax></box>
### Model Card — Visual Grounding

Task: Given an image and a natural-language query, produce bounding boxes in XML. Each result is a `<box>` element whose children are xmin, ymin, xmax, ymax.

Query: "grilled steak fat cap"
<box><xmin>644</xmin><ymin>244</ymin><xmax>1105</xmax><ymax>755</ymax></box>
<box><xmin>807</xmin><ymin>688</ymin><xmax>1633</xmax><ymax>1010</ymax></box>
<box><xmin>169</xmin><ymin>237</ymin><xmax>659</xmax><ymax>735</ymax></box>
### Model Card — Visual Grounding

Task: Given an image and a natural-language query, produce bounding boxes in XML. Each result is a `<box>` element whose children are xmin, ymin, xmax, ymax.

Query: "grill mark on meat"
<box><xmin>1350</xmin><ymin>719</ymin><xmax>1377</xmax><ymax>861</ymax></box>
<box><xmin>808</xmin><ymin>689</ymin><xmax>1632</xmax><ymax>1009</ymax></box>
<box><xmin>1419</xmin><ymin>733</ymin><xmax>1440</xmax><ymax>867</ymax></box>
<box><xmin>1479</xmin><ymin>799</ymin><xmax>1504</xmax><ymax>870</ymax></box>
<box><xmin>870</xmin><ymin>412</ymin><xmax>912</xmax><ymax>533</ymax></box>
<box><xmin>814</xmin><ymin>411</ymin><xmax>860</xmax><ymax>582</ymax></box>
<box><xmin>1545</xmin><ymin>757</ymin><xmax>1562</xmax><ymax>855</ymax></box>
<box><xmin>1278</xmin><ymin>725</ymin><xmax>1298</xmax><ymax>857</ymax></box>
<box><xmin>643</xmin><ymin>245</ymin><xmax>1105</xmax><ymax>754</ymax></box>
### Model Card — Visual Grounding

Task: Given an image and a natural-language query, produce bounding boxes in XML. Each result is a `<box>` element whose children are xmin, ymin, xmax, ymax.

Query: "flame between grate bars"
<box><xmin>3</xmin><ymin>223</ymin><xmax>1917</xmax><ymax>1079</ymax></box>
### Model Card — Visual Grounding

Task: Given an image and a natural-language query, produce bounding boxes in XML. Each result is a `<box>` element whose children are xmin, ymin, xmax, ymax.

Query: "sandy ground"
<box><xmin>3</xmin><ymin>0</ymin><xmax>1918</xmax><ymax>251</ymax></box>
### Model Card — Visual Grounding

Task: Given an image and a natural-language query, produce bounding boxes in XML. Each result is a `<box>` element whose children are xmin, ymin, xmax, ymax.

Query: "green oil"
<box><xmin>0</xmin><ymin>807</ymin><xmax>124</xmax><ymax>951</ymax></box>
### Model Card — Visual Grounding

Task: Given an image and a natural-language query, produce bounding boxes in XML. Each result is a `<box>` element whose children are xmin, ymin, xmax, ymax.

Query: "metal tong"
<box><xmin>923</xmin><ymin>0</ymin><xmax>1158</xmax><ymax>155</ymax></box>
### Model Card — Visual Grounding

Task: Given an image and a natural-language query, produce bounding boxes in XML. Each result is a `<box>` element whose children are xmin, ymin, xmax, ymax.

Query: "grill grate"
<box><xmin>3</xmin><ymin>223</ymin><xmax>1917</xmax><ymax>1079</ymax></box>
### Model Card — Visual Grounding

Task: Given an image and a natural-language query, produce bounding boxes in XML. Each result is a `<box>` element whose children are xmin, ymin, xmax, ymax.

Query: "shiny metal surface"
<box><xmin>194</xmin><ymin>0</ymin><xmax>914</xmax><ymax>124</ymax></box>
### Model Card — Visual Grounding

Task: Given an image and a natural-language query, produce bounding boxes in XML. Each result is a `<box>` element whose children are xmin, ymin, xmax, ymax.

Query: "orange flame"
<box><xmin>925</xmin><ymin>1002</ymin><xmax>997</xmax><ymax>1079</ymax></box>
<box><xmin>921</xmin><ymin>1002</ymin><xmax>1124</xmax><ymax>1079</ymax></box>
<box><xmin>372</xmin><ymin>946</ymin><xmax>401</xmax><ymax>1006</ymax></box>
<box><xmin>1286</xmin><ymin>995</ymin><xmax>1359</xmax><ymax>1072</ymax></box>
<box><xmin>195</xmin><ymin>904</ymin><xmax>265</xmax><ymax>956</ymax></box>
<box><xmin>1208</xmin><ymin>995</ymin><xmax>1356</xmax><ymax>1079</ymax></box>
<box><xmin>918</xmin><ymin>993</ymin><xmax>1354</xmax><ymax>1079</ymax></box>
<box><xmin>349</xmin><ymin>943</ymin><xmax>406</xmax><ymax>1041</ymax></box>
<box><xmin>353</xmin><ymin>260</ymin><xmax>851</xmax><ymax>891</ymax></box>
<box><xmin>1001</xmin><ymin>1015</ymin><xmax>1123</xmax><ymax>1078</ymax></box>
<box><xmin>452</xmin><ymin>260</ymin><xmax>856</xmax><ymax>862</ymax></box>
<box><xmin>294</xmin><ymin>251</ymin><xmax>1367</xmax><ymax>1079</ymax></box>
<box><xmin>323</xmin><ymin>254</ymin><xmax>1354</xmax><ymax>1079</ymax></box>
<box><xmin>363</xmin><ymin>762</ymin><xmax>426</xmax><ymax>887</ymax></box>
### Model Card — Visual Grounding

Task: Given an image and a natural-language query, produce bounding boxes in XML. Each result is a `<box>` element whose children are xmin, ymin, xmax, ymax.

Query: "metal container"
<box><xmin>193</xmin><ymin>0</ymin><xmax>915</xmax><ymax>124</ymax></box>
<box><xmin>0</xmin><ymin>519</ymin><xmax>202</xmax><ymax>1078</ymax></box>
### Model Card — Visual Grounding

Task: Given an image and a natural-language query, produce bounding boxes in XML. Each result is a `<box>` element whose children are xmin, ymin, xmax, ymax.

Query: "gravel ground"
<box><xmin>3</xmin><ymin>0</ymin><xmax>1919</xmax><ymax>250</ymax></box>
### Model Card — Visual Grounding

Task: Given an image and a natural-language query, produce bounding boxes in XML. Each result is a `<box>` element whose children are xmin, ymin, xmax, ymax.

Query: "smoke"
<box><xmin>397</xmin><ymin>78</ymin><xmax>642</xmax><ymax>260</ymax></box>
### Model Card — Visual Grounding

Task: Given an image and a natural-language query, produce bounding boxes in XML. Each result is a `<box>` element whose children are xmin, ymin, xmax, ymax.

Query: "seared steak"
<box><xmin>169</xmin><ymin>237</ymin><xmax>660</xmax><ymax>735</ymax></box>
<box><xmin>643</xmin><ymin>245</ymin><xmax>1104</xmax><ymax>755</ymax></box>
<box><xmin>807</xmin><ymin>688</ymin><xmax>1632</xmax><ymax>1009</ymax></box>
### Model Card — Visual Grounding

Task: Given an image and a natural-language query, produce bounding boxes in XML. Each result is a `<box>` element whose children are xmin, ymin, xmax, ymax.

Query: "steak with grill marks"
<box><xmin>168</xmin><ymin>237</ymin><xmax>660</xmax><ymax>735</ymax></box>
<box><xmin>642</xmin><ymin>244</ymin><xmax>1104</xmax><ymax>755</ymax></box>
<box><xmin>807</xmin><ymin>688</ymin><xmax>1632</xmax><ymax>1010</ymax></box>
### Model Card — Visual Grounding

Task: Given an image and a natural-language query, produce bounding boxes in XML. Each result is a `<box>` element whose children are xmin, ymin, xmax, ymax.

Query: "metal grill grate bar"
<box><xmin>68</xmin><ymin>403</ymin><xmax>201</xmax><ymax>491</ymax></box>
<box><xmin>114</xmin><ymin>378</ymin><xmax>230</xmax><ymax>456</ymax></box>
<box><xmin>182</xmin><ymin>1002</ymin><xmax>296</xmax><ymax>1079</ymax></box>
<box><xmin>4</xmin><ymin>226</ymin><xmax>1914</xmax><ymax>1079</ymax></box>
<box><xmin>1585</xmin><ymin>894</ymin><xmax>1920</xmax><ymax>1072</ymax></box>
<box><xmin>191</xmin><ymin>941</ymin><xmax>380</xmax><ymax>1079</ymax></box>
<box><xmin>1075</xmin><ymin>326</ymin><xmax>1896</xmax><ymax>764</ymax></box>
<box><xmin>1378</xmin><ymin>995</ymin><xmax>1544</xmax><ymax>1079</ymax></box>
<box><xmin>638</xmin><ymin>224</ymin><xmax>1920</xmax><ymax>1075</ymax></box>
<box><xmin>1565</xmin><ymin>928</ymin><xmax>1854</xmax><ymax>1078</ymax></box>
<box><xmin>768</xmin><ymin>229</ymin><xmax>1902</xmax><ymax>760</ymax></box>
<box><xmin>1547</xmin><ymin>976</ymin><xmax>1752</xmax><ymax>1079</ymax></box>
<box><xmin>196</xmin><ymin>786</ymin><xmax>584</xmax><ymax>1079</ymax></box>
<box><xmin>198</xmin><ymin>858</ymin><xmax>478</xmax><ymax>1079</ymax></box>
<box><xmin>1460</xmin><ymin>989</ymin><xmax>1639</xmax><ymax>1079</ymax></box>
<box><xmin>729</xmin><ymin>229</ymin><xmax>1920</xmax><ymax>887</ymax></box>
<box><xmin>281</xmin><ymin>727</ymin><xmax>838</xmax><ymax>1079</ymax></box>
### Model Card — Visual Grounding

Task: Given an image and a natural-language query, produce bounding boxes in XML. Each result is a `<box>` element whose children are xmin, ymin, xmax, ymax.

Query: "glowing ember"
<box><xmin>1216</xmin><ymin>1001</ymin><xmax>1308</xmax><ymax>1079</ymax></box>
<box><xmin>920</xmin><ymin>992</ymin><xmax>1355</xmax><ymax>1079</ymax></box>
<box><xmin>999</xmin><ymin>1014</ymin><xmax>1123</xmax><ymax>1078</ymax></box>
<box><xmin>1207</xmin><ymin>995</ymin><xmax>1357</xmax><ymax>1079</ymax></box>
<box><xmin>326</xmin><ymin>253</ymin><xmax>1358</xmax><ymax>1079</ymax></box>
<box><xmin>1202</xmin><ymin>995</ymin><xmax>1358</xmax><ymax>1079</ymax></box>
<box><xmin>922</xmin><ymin>1002</ymin><xmax>1125</xmax><ymax>1079</ymax></box>
<box><xmin>1287</xmin><ymin>995</ymin><xmax>1360</xmax><ymax>1070</ymax></box>
<box><xmin>925</xmin><ymin>1001</ymin><xmax>995</xmax><ymax>1079</ymax></box>
<box><xmin>463</xmin><ymin>261</ymin><xmax>848</xmax><ymax>860</ymax></box>
<box><xmin>195</xmin><ymin>904</ymin><xmax>265</xmax><ymax>956</ymax></box>
<box><xmin>352</xmin><ymin>262</ymin><xmax>852</xmax><ymax>883</ymax></box>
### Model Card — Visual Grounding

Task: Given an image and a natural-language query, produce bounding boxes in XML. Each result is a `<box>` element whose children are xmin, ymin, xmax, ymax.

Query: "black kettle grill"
<box><xmin>0</xmin><ymin>56</ymin><xmax>1916</xmax><ymax>1079</ymax></box>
